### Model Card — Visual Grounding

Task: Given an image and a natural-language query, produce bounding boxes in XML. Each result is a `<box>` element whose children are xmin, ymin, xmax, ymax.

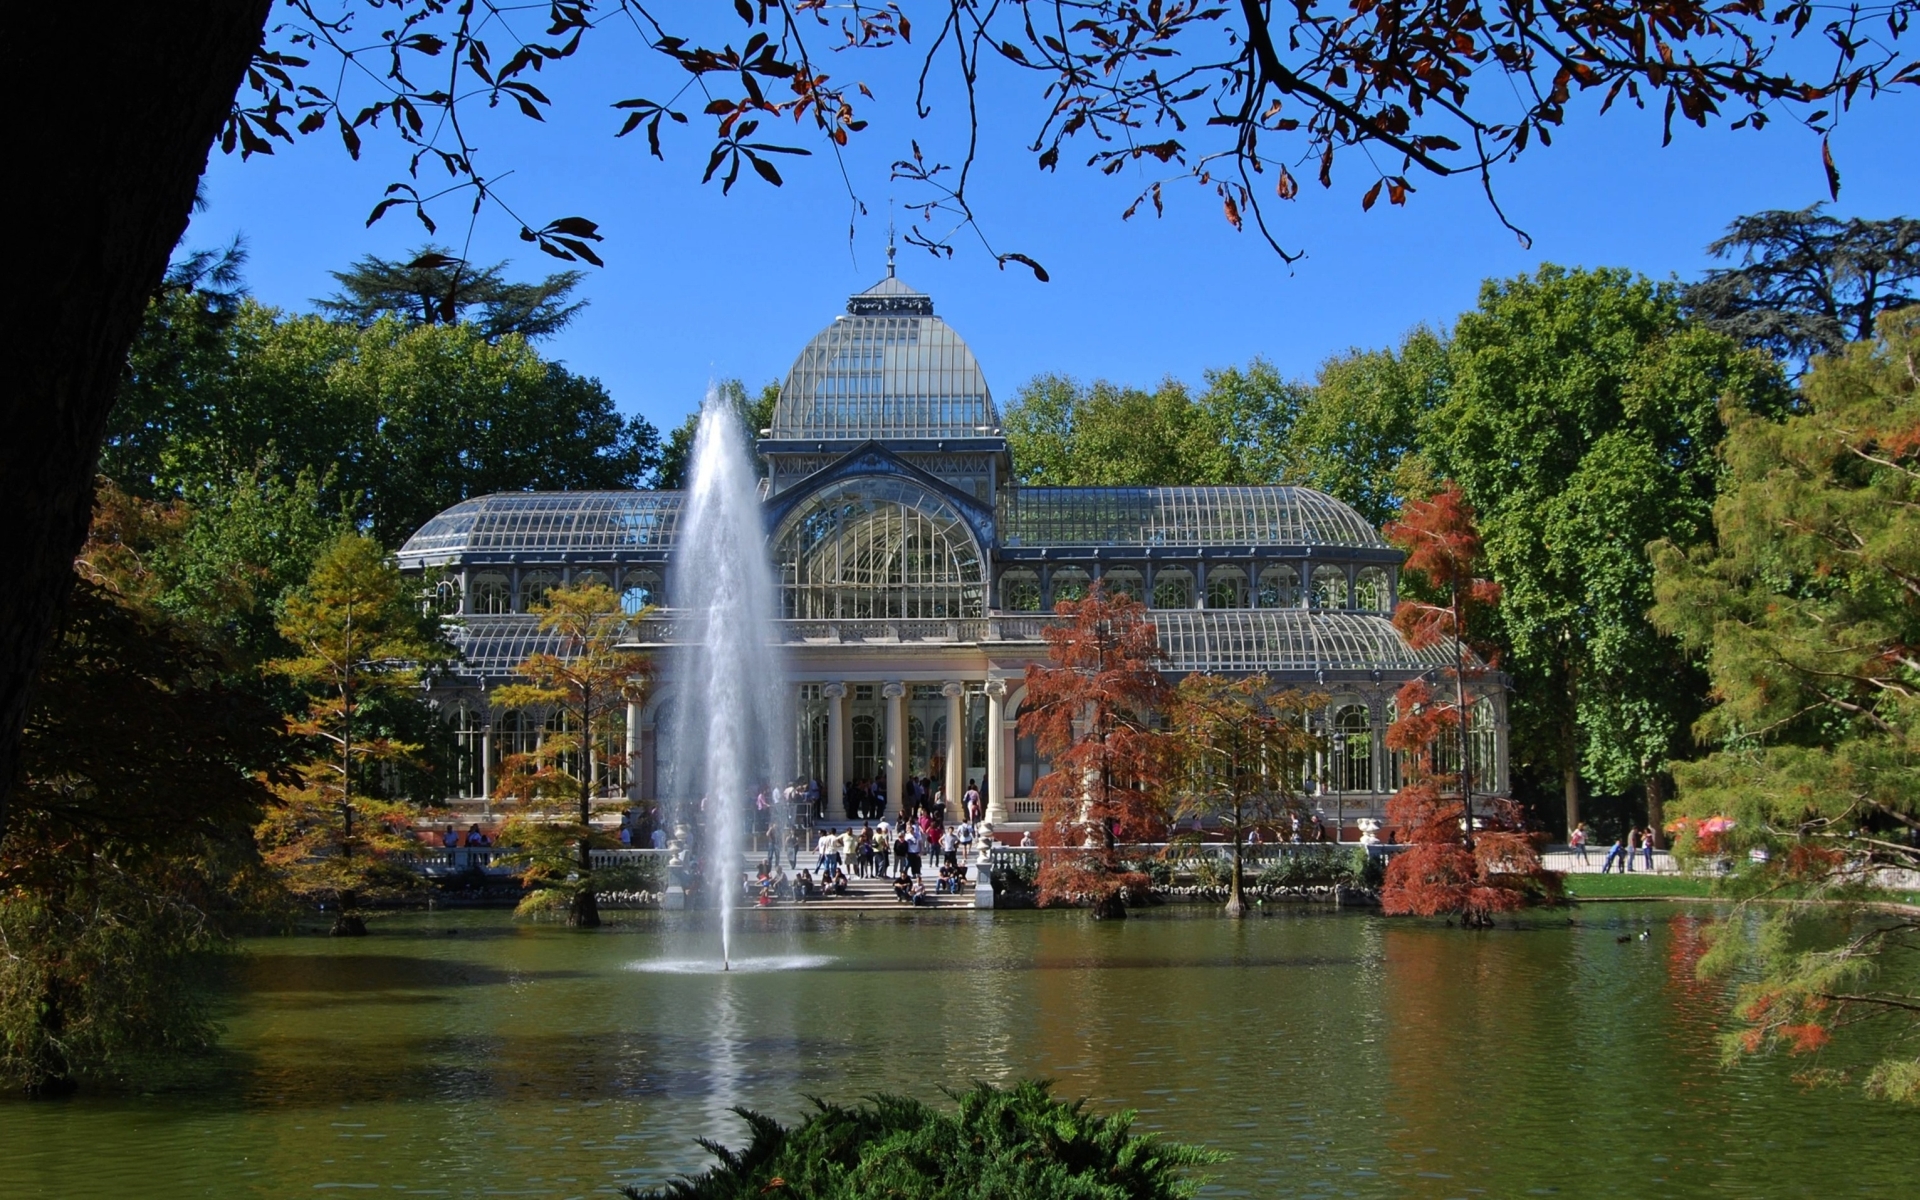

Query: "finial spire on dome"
<box><xmin>886</xmin><ymin>219</ymin><xmax>896</xmax><ymax>278</ymax></box>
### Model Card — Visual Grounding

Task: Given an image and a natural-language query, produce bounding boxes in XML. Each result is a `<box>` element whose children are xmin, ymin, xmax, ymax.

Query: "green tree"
<box><xmin>2</xmin><ymin>574</ymin><xmax>282</xmax><ymax>1095</ymax></box>
<box><xmin>1004</xmin><ymin>375</ymin><xmax>1254</xmax><ymax>486</ymax></box>
<box><xmin>491</xmin><ymin>581</ymin><xmax>651</xmax><ymax>928</ymax></box>
<box><xmin>101</xmin><ymin>301</ymin><xmax>661</xmax><ymax>546</ymax></box>
<box><xmin>1277</xmin><ymin>329</ymin><xmax>1448</xmax><ymax>528</ymax></box>
<box><xmin>655</xmin><ymin>379</ymin><xmax>780</xmax><ymax>490</ymax></box>
<box><xmin>1165</xmin><ymin>674</ymin><xmax>1322</xmax><ymax>916</ymax></box>
<box><xmin>1651</xmin><ymin>311</ymin><xmax>1920</xmax><ymax>1100</ymax></box>
<box><xmin>1426</xmin><ymin>265</ymin><xmax>1790</xmax><ymax>835</ymax></box>
<box><xmin>316</xmin><ymin>245</ymin><xmax>586</xmax><ymax>341</ymax></box>
<box><xmin>256</xmin><ymin>534</ymin><xmax>448</xmax><ymax>936</ymax></box>
<box><xmin>1684</xmin><ymin>205</ymin><xmax>1920</xmax><ymax>370</ymax></box>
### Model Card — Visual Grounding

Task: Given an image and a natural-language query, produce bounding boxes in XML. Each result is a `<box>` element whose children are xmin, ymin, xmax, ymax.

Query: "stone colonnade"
<box><xmin>811</xmin><ymin>677</ymin><xmax>1011</xmax><ymax>825</ymax></box>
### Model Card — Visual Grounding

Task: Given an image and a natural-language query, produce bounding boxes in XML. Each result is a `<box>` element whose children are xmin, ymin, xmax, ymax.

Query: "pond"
<box><xmin>0</xmin><ymin>905</ymin><xmax>1911</xmax><ymax>1199</ymax></box>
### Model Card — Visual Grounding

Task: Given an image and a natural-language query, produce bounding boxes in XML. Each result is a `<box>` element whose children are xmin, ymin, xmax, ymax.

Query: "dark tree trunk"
<box><xmin>0</xmin><ymin>4</ymin><xmax>273</xmax><ymax>831</ymax></box>
<box><xmin>570</xmin><ymin>886</ymin><xmax>601</xmax><ymax>928</ymax></box>
<box><xmin>1090</xmin><ymin>892</ymin><xmax>1127</xmax><ymax>920</ymax></box>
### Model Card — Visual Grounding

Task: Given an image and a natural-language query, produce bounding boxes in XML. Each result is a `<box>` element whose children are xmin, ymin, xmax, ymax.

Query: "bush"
<box><xmin>625</xmin><ymin>1080</ymin><xmax>1220</xmax><ymax>1200</ymax></box>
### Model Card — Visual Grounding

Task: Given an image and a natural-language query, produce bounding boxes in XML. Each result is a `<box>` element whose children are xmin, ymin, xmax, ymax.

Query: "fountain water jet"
<box><xmin>665</xmin><ymin>390</ymin><xmax>787</xmax><ymax>969</ymax></box>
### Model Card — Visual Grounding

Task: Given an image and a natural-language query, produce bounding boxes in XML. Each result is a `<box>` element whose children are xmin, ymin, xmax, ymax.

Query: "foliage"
<box><xmin>1426</xmin><ymin>265</ymin><xmax>1790</xmax><ymax>832</ymax></box>
<box><xmin>1277</xmin><ymin>329</ymin><xmax>1448</xmax><ymax>528</ymax></box>
<box><xmin>1</xmin><ymin>575</ymin><xmax>283</xmax><ymax>1095</ymax></box>
<box><xmin>1020</xmin><ymin>585</ymin><xmax>1170</xmax><ymax>918</ymax></box>
<box><xmin>316</xmin><ymin>244</ymin><xmax>586</xmax><ymax>341</ymax></box>
<box><xmin>1251</xmin><ymin>845</ymin><xmax>1378</xmax><ymax>892</ymax></box>
<box><xmin>102</xmin><ymin>296</ymin><xmax>660</xmax><ymax>547</ymax></box>
<box><xmin>256</xmin><ymin>535</ymin><xmax>448</xmax><ymax>930</ymax></box>
<box><xmin>1651</xmin><ymin>310</ymin><xmax>1920</xmax><ymax>1099</ymax></box>
<box><xmin>1684</xmin><ymin>205</ymin><xmax>1920</xmax><ymax>369</ymax></box>
<box><xmin>655</xmin><ymin>380</ymin><xmax>779</xmax><ymax>490</ymax></box>
<box><xmin>491</xmin><ymin>581</ymin><xmax>649</xmax><ymax>927</ymax></box>
<box><xmin>235</xmin><ymin>2</ymin><xmax>1913</xmax><ymax>274</ymax></box>
<box><xmin>622</xmin><ymin>1080</ymin><xmax>1220</xmax><ymax>1200</ymax></box>
<box><xmin>1004</xmin><ymin>368</ymin><xmax>1301</xmax><ymax>486</ymax></box>
<box><xmin>1381</xmin><ymin>486</ymin><xmax>1558</xmax><ymax>924</ymax></box>
<box><xmin>1164</xmin><ymin>673</ymin><xmax>1322</xmax><ymax>914</ymax></box>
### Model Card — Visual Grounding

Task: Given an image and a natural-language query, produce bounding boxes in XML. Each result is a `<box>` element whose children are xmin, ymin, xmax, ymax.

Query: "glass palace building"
<box><xmin>397</xmin><ymin>273</ymin><xmax>1510</xmax><ymax>832</ymax></box>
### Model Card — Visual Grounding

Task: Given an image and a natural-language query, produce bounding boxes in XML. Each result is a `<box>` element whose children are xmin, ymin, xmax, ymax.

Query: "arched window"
<box><xmin>471</xmin><ymin>572</ymin><xmax>510</xmax><ymax>615</ymax></box>
<box><xmin>1469</xmin><ymin>696</ymin><xmax>1499</xmax><ymax>792</ymax></box>
<box><xmin>621</xmin><ymin>569</ymin><xmax>662</xmax><ymax>615</ymax></box>
<box><xmin>1051</xmin><ymin>567</ymin><xmax>1091</xmax><ymax>606</ymax></box>
<box><xmin>1310</xmin><ymin>565</ymin><xmax>1349</xmax><ymax>609</ymax></box>
<box><xmin>1152</xmin><ymin>569</ymin><xmax>1194</xmax><ymax>609</ymax></box>
<box><xmin>1101</xmin><ymin>568</ymin><xmax>1143</xmax><ymax>602</ymax></box>
<box><xmin>1258</xmin><ymin>564</ymin><xmax>1301</xmax><ymax>608</ymax></box>
<box><xmin>1335</xmin><ymin>704</ymin><xmax>1373</xmax><ymax>792</ymax></box>
<box><xmin>450</xmin><ymin>705</ymin><xmax>484</xmax><ymax>798</ymax></box>
<box><xmin>431</xmin><ymin>578</ymin><xmax>462</xmax><ymax>616</ymax></box>
<box><xmin>1206</xmin><ymin>566</ymin><xmax>1249</xmax><ymax>609</ymax></box>
<box><xmin>573</xmin><ymin>569</ymin><xmax>612</xmax><ymax>591</ymax></box>
<box><xmin>1000</xmin><ymin>569</ymin><xmax>1040</xmax><ymax>612</ymax></box>
<box><xmin>774</xmin><ymin>477</ymin><xmax>986</xmax><ymax>620</ymax></box>
<box><xmin>1354</xmin><ymin>566</ymin><xmax>1392</xmax><ymax>613</ymax></box>
<box><xmin>520</xmin><ymin>570</ymin><xmax>559</xmax><ymax>611</ymax></box>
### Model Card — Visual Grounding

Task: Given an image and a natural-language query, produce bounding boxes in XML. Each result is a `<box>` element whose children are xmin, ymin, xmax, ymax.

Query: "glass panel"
<box><xmin>774</xmin><ymin>476</ymin><xmax>986</xmax><ymax>619</ymax></box>
<box><xmin>1101</xmin><ymin>569</ymin><xmax>1143</xmax><ymax>601</ymax></box>
<box><xmin>1052</xmin><ymin>568</ymin><xmax>1091</xmax><ymax>605</ymax></box>
<box><xmin>1335</xmin><ymin>704</ymin><xmax>1372</xmax><ymax>791</ymax></box>
<box><xmin>520</xmin><ymin>570</ymin><xmax>559</xmax><ymax>610</ymax></box>
<box><xmin>398</xmin><ymin>492</ymin><xmax>684</xmax><ymax>566</ymax></box>
<box><xmin>1310</xmin><ymin>565</ymin><xmax>1349</xmax><ymax>610</ymax></box>
<box><xmin>997</xmin><ymin>487</ymin><xmax>1385</xmax><ymax>549</ymax></box>
<box><xmin>1000</xmin><ymin>570</ymin><xmax>1040</xmax><ymax>612</ymax></box>
<box><xmin>1354</xmin><ymin>566</ymin><xmax>1391</xmax><ymax>613</ymax></box>
<box><xmin>471</xmin><ymin>572</ymin><xmax>510</xmax><ymax>615</ymax></box>
<box><xmin>1152</xmin><ymin>569</ymin><xmax>1193</xmax><ymax>610</ymax></box>
<box><xmin>1205</xmin><ymin>567</ymin><xmax>1249</xmax><ymax>610</ymax></box>
<box><xmin>771</xmin><ymin>300</ymin><xmax>1000</xmax><ymax>440</ymax></box>
<box><xmin>1257</xmin><ymin>564</ymin><xmax>1300</xmax><ymax>608</ymax></box>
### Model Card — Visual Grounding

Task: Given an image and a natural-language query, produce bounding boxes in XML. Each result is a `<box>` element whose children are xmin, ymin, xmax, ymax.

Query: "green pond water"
<box><xmin>0</xmin><ymin>905</ymin><xmax>1912</xmax><ymax>1199</ymax></box>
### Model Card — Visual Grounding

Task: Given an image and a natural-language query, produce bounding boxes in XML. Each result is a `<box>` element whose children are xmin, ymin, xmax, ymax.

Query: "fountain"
<box><xmin>663</xmin><ymin>390</ymin><xmax>788</xmax><ymax>970</ymax></box>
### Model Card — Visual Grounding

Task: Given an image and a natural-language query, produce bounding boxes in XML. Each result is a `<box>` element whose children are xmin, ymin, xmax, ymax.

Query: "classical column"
<box><xmin>943</xmin><ymin>681</ymin><xmax>965</xmax><ymax>818</ymax></box>
<box><xmin>824</xmin><ymin>681</ymin><xmax>847</xmax><ymax>819</ymax></box>
<box><xmin>480</xmin><ymin>720</ymin><xmax>494</xmax><ymax>802</ymax></box>
<box><xmin>984</xmin><ymin>678</ymin><xmax>1008</xmax><ymax>824</ymax></box>
<box><xmin>625</xmin><ymin>699</ymin><xmax>643</xmax><ymax>805</ymax></box>
<box><xmin>883</xmin><ymin>682</ymin><xmax>906</xmax><ymax>818</ymax></box>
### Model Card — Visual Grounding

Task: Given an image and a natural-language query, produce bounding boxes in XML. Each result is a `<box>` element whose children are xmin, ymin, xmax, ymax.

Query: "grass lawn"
<box><xmin>1563</xmin><ymin>872</ymin><xmax>1720</xmax><ymax>900</ymax></box>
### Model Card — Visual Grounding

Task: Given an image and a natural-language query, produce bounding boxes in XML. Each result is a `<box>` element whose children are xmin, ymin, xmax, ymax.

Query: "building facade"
<box><xmin>396</xmin><ymin>273</ymin><xmax>1509</xmax><ymax>833</ymax></box>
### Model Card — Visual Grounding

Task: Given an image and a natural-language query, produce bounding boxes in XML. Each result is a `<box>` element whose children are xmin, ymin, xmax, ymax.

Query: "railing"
<box><xmin>623</xmin><ymin>616</ymin><xmax>1050</xmax><ymax>646</ymax></box>
<box><xmin>408</xmin><ymin>846</ymin><xmax>671</xmax><ymax>875</ymax></box>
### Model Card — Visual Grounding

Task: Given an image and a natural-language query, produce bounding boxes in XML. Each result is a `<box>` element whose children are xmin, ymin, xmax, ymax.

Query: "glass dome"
<box><xmin>998</xmin><ymin>486</ymin><xmax>1389</xmax><ymax>548</ymax></box>
<box><xmin>1154</xmin><ymin>610</ymin><xmax>1468</xmax><ymax>674</ymax></box>
<box><xmin>396</xmin><ymin>491</ymin><xmax>683</xmax><ymax>567</ymax></box>
<box><xmin>769</xmin><ymin>276</ymin><xmax>999</xmax><ymax>441</ymax></box>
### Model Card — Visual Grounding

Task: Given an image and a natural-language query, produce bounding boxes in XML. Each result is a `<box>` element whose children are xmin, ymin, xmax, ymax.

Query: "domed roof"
<box><xmin>997</xmin><ymin>486</ymin><xmax>1390</xmax><ymax>549</ymax></box>
<box><xmin>395</xmin><ymin>491</ymin><xmax>683</xmax><ymax>567</ymax></box>
<box><xmin>769</xmin><ymin>275</ymin><xmax>999</xmax><ymax>441</ymax></box>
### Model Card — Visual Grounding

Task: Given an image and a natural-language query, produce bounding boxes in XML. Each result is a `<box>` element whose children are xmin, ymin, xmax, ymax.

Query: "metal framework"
<box><xmin>770</xmin><ymin>279</ymin><xmax>999</xmax><ymax>441</ymax></box>
<box><xmin>1152</xmin><ymin>610</ymin><xmax>1466</xmax><ymax>674</ymax></box>
<box><xmin>998</xmin><ymin>487</ymin><xmax>1388</xmax><ymax>548</ymax></box>
<box><xmin>773</xmin><ymin>476</ymin><xmax>987</xmax><ymax>619</ymax></box>
<box><xmin>398</xmin><ymin>492</ymin><xmax>683</xmax><ymax>567</ymax></box>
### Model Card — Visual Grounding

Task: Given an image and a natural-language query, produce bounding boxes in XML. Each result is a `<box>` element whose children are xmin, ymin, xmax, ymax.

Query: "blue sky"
<box><xmin>193</xmin><ymin>23</ymin><xmax>1919</xmax><ymax>438</ymax></box>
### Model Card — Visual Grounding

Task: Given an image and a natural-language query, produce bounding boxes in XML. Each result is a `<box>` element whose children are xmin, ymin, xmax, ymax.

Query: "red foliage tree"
<box><xmin>1018</xmin><ymin>583</ymin><xmax>1170</xmax><ymax>919</ymax></box>
<box><xmin>1381</xmin><ymin>485</ymin><xmax>1559</xmax><ymax>925</ymax></box>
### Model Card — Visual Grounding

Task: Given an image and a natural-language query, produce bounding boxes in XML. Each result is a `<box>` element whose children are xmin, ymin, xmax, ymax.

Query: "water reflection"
<box><xmin>0</xmin><ymin>907</ymin><xmax>1913</xmax><ymax>1200</ymax></box>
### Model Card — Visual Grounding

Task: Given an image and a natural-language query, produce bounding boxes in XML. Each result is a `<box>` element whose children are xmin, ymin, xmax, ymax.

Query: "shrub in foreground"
<box><xmin>625</xmin><ymin>1080</ymin><xmax>1220</xmax><ymax>1200</ymax></box>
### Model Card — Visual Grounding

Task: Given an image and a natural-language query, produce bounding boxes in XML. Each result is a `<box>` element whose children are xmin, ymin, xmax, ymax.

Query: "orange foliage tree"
<box><xmin>1381</xmin><ymin>485</ymin><xmax>1559</xmax><ymax>925</ymax></box>
<box><xmin>1019</xmin><ymin>583</ymin><xmax>1169</xmax><ymax>920</ymax></box>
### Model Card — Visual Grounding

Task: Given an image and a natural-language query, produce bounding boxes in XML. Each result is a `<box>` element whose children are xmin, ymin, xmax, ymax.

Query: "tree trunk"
<box><xmin>1562</xmin><ymin>761</ymin><xmax>1581</xmax><ymax>839</ymax></box>
<box><xmin>1224</xmin><ymin>834</ymin><xmax>1246</xmax><ymax>918</ymax></box>
<box><xmin>570</xmin><ymin>886</ymin><xmax>601</xmax><ymax>928</ymax></box>
<box><xmin>0</xmin><ymin>4</ymin><xmax>274</xmax><ymax>831</ymax></box>
<box><xmin>1090</xmin><ymin>891</ymin><xmax>1127</xmax><ymax>920</ymax></box>
<box><xmin>575</xmin><ymin>745</ymin><xmax>598</xmax><ymax>927</ymax></box>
